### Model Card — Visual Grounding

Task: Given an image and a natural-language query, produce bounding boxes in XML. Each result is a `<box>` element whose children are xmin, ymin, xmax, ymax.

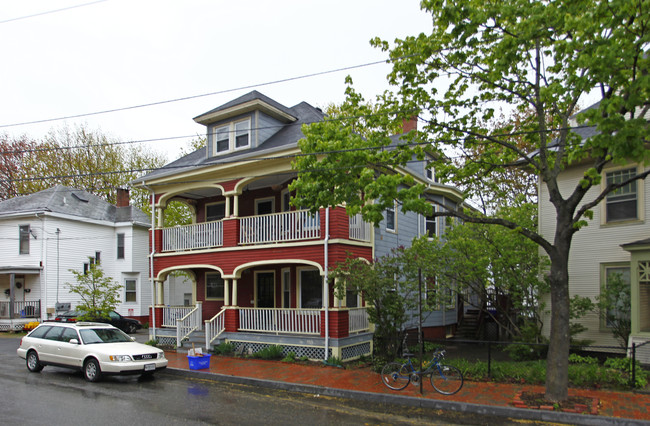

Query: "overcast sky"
<box><xmin>0</xmin><ymin>0</ymin><xmax>433</xmax><ymax>161</ymax></box>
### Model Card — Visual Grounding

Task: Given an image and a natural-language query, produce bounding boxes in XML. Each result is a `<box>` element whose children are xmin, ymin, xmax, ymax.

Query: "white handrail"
<box><xmin>162</xmin><ymin>221</ymin><xmax>223</xmax><ymax>252</ymax></box>
<box><xmin>240</xmin><ymin>210</ymin><xmax>320</xmax><ymax>244</ymax></box>
<box><xmin>176</xmin><ymin>302</ymin><xmax>202</xmax><ymax>347</ymax></box>
<box><xmin>238</xmin><ymin>307</ymin><xmax>321</xmax><ymax>335</ymax></box>
<box><xmin>162</xmin><ymin>305</ymin><xmax>194</xmax><ymax>327</ymax></box>
<box><xmin>348</xmin><ymin>307</ymin><xmax>369</xmax><ymax>333</ymax></box>
<box><xmin>204</xmin><ymin>309</ymin><xmax>227</xmax><ymax>349</ymax></box>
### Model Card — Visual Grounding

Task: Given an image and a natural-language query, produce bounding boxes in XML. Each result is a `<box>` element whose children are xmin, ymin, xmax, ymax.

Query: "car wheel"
<box><xmin>127</xmin><ymin>324</ymin><xmax>137</xmax><ymax>334</ymax></box>
<box><xmin>26</xmin><ymin>351</ymin><xmax>43</xmax><ymax>372</ymax></box>
<box><xmin>83</xmin><ymin>358</ymin><xmax>102</xmax><ymax>382</ymax></box>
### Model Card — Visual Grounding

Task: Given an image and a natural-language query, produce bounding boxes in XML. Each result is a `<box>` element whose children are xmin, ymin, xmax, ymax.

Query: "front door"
<box><xmin>257</xmin><ymin>272</ymin><xmax>275</xmax><ymax>308</ymax></box>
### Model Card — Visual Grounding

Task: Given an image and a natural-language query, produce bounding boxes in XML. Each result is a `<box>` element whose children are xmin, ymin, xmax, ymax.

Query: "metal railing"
<box><xmin>240</xmin><ymin>210</ymin><xmax>320</xmax><ymax>245</ymax></box>
<box><xmin>349</xmin><ymin>213</ymin><xmax>372</xmax><ymax>242</ymax></box>
<box><xmin>238</xmin><ymin>307</ymin><xmax>321</xmax><ymax>335</ymax></box>
<box><xmin>176</xmin><ymin>302</ymin><xmax>202</xmax><ymax>347</ymax></box>
<box><xmin>162</xmin><ymin>221</ymin><xmax>223</xmax><ymax>252</ymax></box>
<box><xmin>204</xmin><ymin>308</ymin><xmax>226</xmax><ymax>349</ymax></box>
<box><xmin>0</xmin><ymin>300</ymin><xmax>41</xmax><ymax>319</ymax></box>
<box><xmin>348</xmin><ymin>307</ymin><xmax>370</xmax><ymax>333</ymax></box>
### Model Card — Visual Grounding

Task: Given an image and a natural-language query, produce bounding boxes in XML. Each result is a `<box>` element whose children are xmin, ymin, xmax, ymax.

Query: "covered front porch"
<box><xmin>0</xmin><ymin>267</ymin><xmax>42</xmax><ymax>331</ymax></box>
<box><xmin>150</xmin><ymin>304</ymin><xmax>372</xmax><ymax>361</ymax></box>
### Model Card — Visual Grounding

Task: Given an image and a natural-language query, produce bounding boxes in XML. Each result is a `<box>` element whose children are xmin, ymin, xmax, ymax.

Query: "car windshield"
<box><xmin>79</xmin><ymin>328</ymin><xmax>132</xmax><ymax>344</ymax></box>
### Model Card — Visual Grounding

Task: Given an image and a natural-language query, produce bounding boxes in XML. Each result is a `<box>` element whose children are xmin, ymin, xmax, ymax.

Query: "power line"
<box><xmin>0</xmin><ymin>0</ymin><xmax>110</xmax><ymax>25</ymax></box>
<box><xmin>0</xmin><ymin>58</ymin><xmax>392</xmax><ymax>129</ymax></box>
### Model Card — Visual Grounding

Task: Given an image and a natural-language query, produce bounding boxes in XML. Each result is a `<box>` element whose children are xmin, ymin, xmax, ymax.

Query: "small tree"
<box><xmin>67</xmin><ymin>263</ymin><xmax>121</xmax><ymax>321</ymax></box>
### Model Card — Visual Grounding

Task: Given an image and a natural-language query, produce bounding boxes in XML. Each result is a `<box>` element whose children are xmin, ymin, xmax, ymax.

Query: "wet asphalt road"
<box><xmin>1</xmin><ymin>335</ymin><xmax>466</xmax><ymax>425</ymax></box>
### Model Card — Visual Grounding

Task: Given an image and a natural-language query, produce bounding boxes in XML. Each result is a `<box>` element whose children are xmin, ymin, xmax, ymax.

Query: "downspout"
<box><xmin>324</xmin><ymin>207</ymin><xmax>330</xmax><ymax>361</ymax></box>
<box><xmin>143</xmin><ymin>183</ymin><xmax>156</xmax><ymax>341</ymax></box>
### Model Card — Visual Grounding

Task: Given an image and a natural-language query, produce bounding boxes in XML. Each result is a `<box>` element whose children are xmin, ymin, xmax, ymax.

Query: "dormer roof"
<box><xmin>193</xmin><ymin>90</ymin><xmax>298</xmax><ymax>125</ymax></box>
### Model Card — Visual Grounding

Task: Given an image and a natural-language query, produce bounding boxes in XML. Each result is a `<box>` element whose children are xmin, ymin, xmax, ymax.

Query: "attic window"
<box><xmin>213</xmin><ymin>119</ymin><xmax>251</xmax><ymax>155</ymax></box>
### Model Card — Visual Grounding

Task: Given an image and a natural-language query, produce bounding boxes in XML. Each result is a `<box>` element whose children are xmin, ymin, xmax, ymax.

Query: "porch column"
<box><xmin>9</xmin><ymin>273</ymin><xmax>15</xmax><ymax>319</ymax></box>
<box><xmin>225</xmin><ymin>196</ymin><xmax>231</xmax><ymax>218</ymax></box>
<box><xmin>233</xmin><ymin>194</ymin><xmax>239</xmax><ymax>217</ymax></box>
<box><xmin>224</xmin><ymin>279</ymin><xmax>230</xmax><ymax>306</ymax></box>
<box><xmin>335</xmin><ymin>278</ymin><xmax>344</xmax><ymax>308</ymax></box>
<box><xmin>155</xmin><ymin>280</ymin><xmax>164</xmax><ymax>305</ymax></box>
<box><xmin>232</xmin><ymin>279</ymin><xmax>238</xmax><ymax>306</ymax></box>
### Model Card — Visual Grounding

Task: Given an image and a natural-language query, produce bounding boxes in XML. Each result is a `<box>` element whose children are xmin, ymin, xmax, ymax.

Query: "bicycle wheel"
<box><xmin>430</xmin><ymin>364</ymin><xmax>463</xmax><ymax>395</ymax></box>
<box><xmin>381</xmin><ymin>362</ymin><xmax>410</xmax><ymax>390</ymax></box>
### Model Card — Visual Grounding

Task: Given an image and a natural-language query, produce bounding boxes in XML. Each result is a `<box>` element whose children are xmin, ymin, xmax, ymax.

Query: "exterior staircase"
<box><xmin>455</xmin><ymin>308</ymin><xmax>481</xmax><ymax>340</ymax></box>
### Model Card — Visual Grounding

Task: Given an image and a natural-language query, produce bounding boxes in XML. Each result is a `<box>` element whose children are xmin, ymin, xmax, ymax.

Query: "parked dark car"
<box><xmin>55</xmin><ymin>310</ymin><xmax>142</xmax><ymax>334</ymax></box>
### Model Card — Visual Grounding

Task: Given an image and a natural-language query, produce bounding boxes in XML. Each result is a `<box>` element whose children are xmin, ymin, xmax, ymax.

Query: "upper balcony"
<box><xmin>159</xmin><ymin>209</ymin><xmax>371</xmax><ymax>253</ymax></box>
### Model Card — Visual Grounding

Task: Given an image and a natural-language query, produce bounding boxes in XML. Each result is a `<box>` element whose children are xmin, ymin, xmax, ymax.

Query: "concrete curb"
<box><xmin>162</xmin><ymin>367</ymin><xmax>650</xmax><ymax>426</ymax></box>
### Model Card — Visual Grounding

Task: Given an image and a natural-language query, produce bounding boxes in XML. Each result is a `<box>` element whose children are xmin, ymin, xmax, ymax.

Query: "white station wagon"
<box><xmin>17</xmin><ymin>322</ymin><xmax>167</xmax><ymax>382</ymax></box>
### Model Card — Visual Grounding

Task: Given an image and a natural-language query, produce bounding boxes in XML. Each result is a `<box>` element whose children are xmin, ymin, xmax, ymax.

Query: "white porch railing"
<box><xmin>240</xmin><ymin>210</ymin><xmax>320</xmax><ymax>245</ymax></box>
<box><xmin>238</xmin><ymin>307</ymin><xmax>321</xmax><ymax>335</ymax></box>
<box><xmin>162</xmin><ymin>221</ymin><xmax>223</xmax><ymax>252</ymax></box>
<box><xmin>205</xmin><ymin>308</ymin><xmax>226</xmax><ymax>349</ymax></box>
<box><xmin>176</xmin><ymin>302</ymin><xmax>202</xmax><ymax>347</ymax></box>
<box><xmin>349</xmin><ymin>213</ymin><xmax>372</xmax><ymax>242</ymax></box>
<box><xmin>162</xmin><ymin>305</ymin><xmax>195</xmax><ymax>327</ymax></box>
<box><xmin>348</xmin><ymin>307</ymin><xmax>370</xmax><ymax>333</ymax></box>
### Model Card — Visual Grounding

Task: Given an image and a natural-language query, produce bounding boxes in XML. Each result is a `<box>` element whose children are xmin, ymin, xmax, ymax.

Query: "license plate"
<box><xmin>144</xmin><ymin>363</ymin><xmax>155</xmax><ymax>371</ymax></box>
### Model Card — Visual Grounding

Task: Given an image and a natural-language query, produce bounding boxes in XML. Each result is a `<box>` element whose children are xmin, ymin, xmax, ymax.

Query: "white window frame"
<box><xmin>19</xmin><ymin>225</ymin><xmax>30</xmax><ymax>255</ymax></box>
<box><xmin>212</xmin><ymin>118</ymin><xmax>251</xmax><ymax>155</ymax></box>
<box><xmin>600</xmin><ymin>263</ymin><xmax>631</xmax><ymax>329</ymax></box>
<box><xmin>255</xmin><ymin>197</ymin><xmax>275</xmax><ymax>215</ymax></box>
<box><xmin>117</xmin><ymin>233</ymin><xmax>125</xmax><ymax>259</ymax></box>
<box><xmin>281</xmin><ymin>268</ymin><xmax>291</xmax><ymax>308</ymax></box>
<box><xmin>281</xmin><ymin>188</ymin><xmax>291</xmax><ymax>212</ymax></box>
<box><xmin>601</xmin><ymin>164</ymin><xmax>644</xmax><ymax>225</ymax></box>
<box><xmin>424</xmin><ymin>205</ymin><xmax>437</xmax><ymax>239</ymax></box>
<box><xmin>386</xmin><ymin>202</ymin><xmax>397</xmax><ymax>233</ymax></box>
<box><xmin>124</xmin><ymin>278</ymin><xmax>137</xmax><ymax>303</ymax></box>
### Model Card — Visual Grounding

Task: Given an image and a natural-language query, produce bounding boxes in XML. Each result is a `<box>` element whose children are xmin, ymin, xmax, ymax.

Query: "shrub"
<box><xmin>326</xmin><ymin>356</ymin><xmax>343</xmax><ymax>367</ymax></box>
<box><xmin>569</xmin><ymin>353</ymin><xmax>598</xmax><ymax>365</ymax></box>
<box><xmin>144</xmin><ymin>339</ymin><xmax>159</xmax><ymax>347</ymax></box>
<box><xmin>213</xmin><ymin>342</ymin><xmax>235</xmax><ymax>355</ymax></box>
<box><xmin>253</xmin><ymin>345</ymin><xmax>284</xmax><ymax>360</ymax></box>
<box><xmin>604</xmin><ymin>357</ymin><xmax>649</xmax><ymax>388</ymax></box>
<box><xmin>282</xmin><ymin>352</ymin><xmax>297</xmax><ymax>363</ymax></box>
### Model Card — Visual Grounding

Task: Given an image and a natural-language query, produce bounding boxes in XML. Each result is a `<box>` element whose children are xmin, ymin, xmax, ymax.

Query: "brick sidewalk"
<box><xmin>163</xmin><ymin>350</ymin><xmax>650</xmax><ymax>422</ymax></box>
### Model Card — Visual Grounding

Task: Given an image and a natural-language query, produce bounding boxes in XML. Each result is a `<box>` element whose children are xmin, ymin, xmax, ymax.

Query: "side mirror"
<box><xmin>69</xmin><ymin>339</ymin><xmax>79</xmax><ymax>345</ymax></box>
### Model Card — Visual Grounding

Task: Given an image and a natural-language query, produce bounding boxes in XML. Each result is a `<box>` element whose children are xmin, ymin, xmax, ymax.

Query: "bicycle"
<box><xmin>381</xmin><ymin>345</ymin><xmax>464</xmax><ymax>395</ymax></box>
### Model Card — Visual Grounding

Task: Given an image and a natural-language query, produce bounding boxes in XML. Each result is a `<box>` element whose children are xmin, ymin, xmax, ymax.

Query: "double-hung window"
<box><xmin>206</xmin><ymin>203</ymin><xmax>225</xmax><ymax>221</ymax></box>
<box><xmin>19</xmin><ymin>225</ymin><xmax>30</xmax><ymax>254</ymax></box>
<box><xmin>425</xmin><ymin>205</ymin><xmax>437</xmax><ymax>238</ymax></box>
<box><xmin>206</xmin><ymin>273</ymin><xmax>224</xmax><ymax>299</ymax></box>
<box><xmin>117</xmin><ymin>233</ymin><xmax>125</xmax><ymax>259</ymax></box>
<box><xmin>213</xmin><ymin>119</ymin><xmax>251</xmax><ymax>155</ymax></box>
<box><xmin>386</xmin><ymin>204</ymin><xmax>396</xmax><ymax>232</ymax></box>
<box><xmin>125</xmin><ymin>279</ymin><xmax>137</xmax><ymax>302</ymax></box>
<box><xmin>605</xmin><ymin>167</ymin><xmax>638</xmax><ymax>222</ymax></box>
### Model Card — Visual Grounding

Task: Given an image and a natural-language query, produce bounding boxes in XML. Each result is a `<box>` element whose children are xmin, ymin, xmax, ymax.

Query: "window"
<box><xmin>206</xmin><ymin>273</ymin><xmax>224</xmax><ymax>299</ymax></box>
<box><xmin>425</xmin><ymin>205</ymin><xmax>437</xmax><ymax>238</ymax></box>
<box><xmin>603</xmin><ymin>266</ymin><xmax>631</xmax><ymax>328</ymax></box>
<box><xmin>95</xmin><ymin>251</ymin><xmax>101</xmax><ymax>265</ymax></box>
<box><xmin>255</xmin><ymin>198</ymin><xmax>274</xmax><ymax>215</ymax></box>
<box><xmin>83</xmin><ymin>263</ymin><xmax>89</xmax><ymax>275</ymax></box>
<box><xmin>206</xmin><ymin>203</ymin><xmax>225</xmax><ymax>221</ymax></box>
<box><xmin>606</xmin><ymin>167</ymin><xmax>637</xmax><ymax>222</ymax></box>
<box><xmin>426</xmin><ymin>166</ymin><xmax>438</xmax><ymax>182</ymax></box>
<box><xmin>281</xmin><ymin>189</ymin><xmax>291</xmax><ymax>212</ymax></box>
<box><xmin>19</xmin><ymin>225</ymin><xmax>30</xmax><ymax>254</ymax></box>
<box><xmin>235</xmin><ymin>120</ymin><xmax>250</xmax><ymax>148</ymax></box>
<box><xmin>300</xmin><ymin>269</ymin><xmax>321</xmax><ymax>308</ymax></box>
<box><xmin>386</xmin><ymin>204</ymin><xmax>396</xmax><ymax>232</ymax></box>
<box><xmin>215</xmin><ymin>125</ymin><xmax>230</xmax><ymax>153</ymax></box>
<box><xmin>125</xmin><ymin>279</ymin><xmax>137</xmax><ymax>302</ymax></box>
<box><xmin>282</xmin><ymin>269</ymin><xmax>291</xmax><ymax>308</ymax></box>
<box><xmin>346</xmin><ymin>289</ymin><xmax>359</xmax><ymax>308</ymax></box>
<box><xmin>117</xmin><ymin>233</ymin><xmax>125</xmax><ymax>259</ymax></box>
<box><xmin>213</xmin><ymin>119</ymin><xmax>251</xmax><ymax>154</ymax></box>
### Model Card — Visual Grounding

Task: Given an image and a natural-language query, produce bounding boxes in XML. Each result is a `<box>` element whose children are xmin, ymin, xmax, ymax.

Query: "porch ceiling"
<box><xmin>0</xmin><ymin>266</ymin><xmax>41</xmax><ymax>275</ymax></box>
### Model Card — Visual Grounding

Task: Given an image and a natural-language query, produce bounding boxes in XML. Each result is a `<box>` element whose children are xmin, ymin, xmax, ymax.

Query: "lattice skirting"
<box><xmin>341</xmin><ymin>342</ymin><xmax>371</xmax><ymax>360</ymax></box>
<box><xmin>0</xmin><ymin>322</ymin><xmax>30</xmax><ymax>331</ymax></box>
<box><xmin>230</xmin><ymin>341</ymin><xmax>332</xmax><ymax>361</ymax></box>
<box><xmin>156</xmin><ymin>335</ymin><xmax>178</xmax><ymax>347</ymax></box>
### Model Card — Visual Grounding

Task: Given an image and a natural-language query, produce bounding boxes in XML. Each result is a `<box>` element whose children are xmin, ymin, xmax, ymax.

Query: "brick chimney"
<box><xmin>402</xmin><ymin>117</ymin><xmax>417</xmax><ymax>133</ymax></box>
<box><xmin>116</xmin><ymin>188</ymin><xmax>130</xmax><ymax>208</ymax></box>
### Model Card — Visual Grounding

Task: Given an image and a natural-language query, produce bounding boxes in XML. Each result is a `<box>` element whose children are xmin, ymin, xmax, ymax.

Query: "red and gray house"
<box><xmin>133</xmin><ymin>91</ymin><xmax>464</xmax><ymax>360</ymax></box>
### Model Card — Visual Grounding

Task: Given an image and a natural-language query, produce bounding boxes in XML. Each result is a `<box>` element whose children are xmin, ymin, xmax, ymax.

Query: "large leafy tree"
<box><xmin>291</xmin><ymin>0</ymin><xmax>650</xmax><ymax>402</ymax></box>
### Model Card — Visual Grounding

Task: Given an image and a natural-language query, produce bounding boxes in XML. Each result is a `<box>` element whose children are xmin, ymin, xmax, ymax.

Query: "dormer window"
<box><xmin>213</xmin><ymin>119</ymin><xmax>251</xmax><ymax>155</ymax></box>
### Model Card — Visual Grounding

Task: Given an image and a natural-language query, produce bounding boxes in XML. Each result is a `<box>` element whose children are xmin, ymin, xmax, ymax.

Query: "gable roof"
<box><xmin>134</xmin><ymin>93</ymin><xmax>325</xmax><ymax>183</ymax></box>
<box><xmin>0</xmin><ymin>186</ymin><xmax>149</xmax><ymax>226</ymax></box>
<box><xmin>193</xmin><ymin>90</ymin><xmax>298</xmax><ymax>125</ymax></box>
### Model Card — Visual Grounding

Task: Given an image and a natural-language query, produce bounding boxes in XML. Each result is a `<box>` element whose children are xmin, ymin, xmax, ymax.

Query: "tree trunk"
<box><xmin>545</xmin><ymin>246</ymin><xmax>571</xmax><ymax>402</ymax></box>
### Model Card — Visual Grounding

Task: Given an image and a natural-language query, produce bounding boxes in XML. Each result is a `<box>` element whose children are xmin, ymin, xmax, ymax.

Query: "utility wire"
<box><xmin>0</xmin><ymin>0</ymin><xmax>110</xmax><ymax>25</ymax></box>
<box><xmin>0</xmin><ymin>59</ymin><xmax>392</xmax><ymax>129</ymax></box>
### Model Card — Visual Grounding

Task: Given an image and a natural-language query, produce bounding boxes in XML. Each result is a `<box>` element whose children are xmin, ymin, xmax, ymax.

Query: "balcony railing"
<box><xmin>162</xmin><ymin>305</ymin><xmax>195</xmax><ymax>327</ymax></box>
<box><xmin>0</xmin><ymin>300</ymin><xmax>41</xmax><ymax>319</ymax></box>
<box><xmin>238</xmin><ymin>307</ymin><xmax>321</xmax><ymax>335</ymax></box>
<box><xmin>162</xmin><ymin>221</ymin><xmax>223</xmax><ymax>252</ymax></box>
<box><xmin>240</xmin><ymin>210</ymin><xmax>320</xmax><ymax>245</ymax></box>
<box><xmin>349</xmin><ymin>213</ymin><xmax>372</xmax><ymax>242</ymax></box>
<box><xmin>348</xmin><ymin>307</ymin><xmax>370</xmax><ymax>333</ymax></box>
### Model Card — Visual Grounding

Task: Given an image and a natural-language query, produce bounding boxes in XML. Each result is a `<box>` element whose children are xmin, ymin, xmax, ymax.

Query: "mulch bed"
<box><xmin>512</xmin><ymin>391</ymin><xmax>599</xmax><ymax>414</ymax></box>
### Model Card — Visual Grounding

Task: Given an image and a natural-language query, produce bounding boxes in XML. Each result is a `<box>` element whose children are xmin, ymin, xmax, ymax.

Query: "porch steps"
<box><xmin>178</xmin><ymin>331</ymin><xmax>210</xmax><ymax>352</ymax></box>
<box><xmin>456</xmin><ymin>309</ymin><xmax>480</xmax><ymax>339</ymax></box>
